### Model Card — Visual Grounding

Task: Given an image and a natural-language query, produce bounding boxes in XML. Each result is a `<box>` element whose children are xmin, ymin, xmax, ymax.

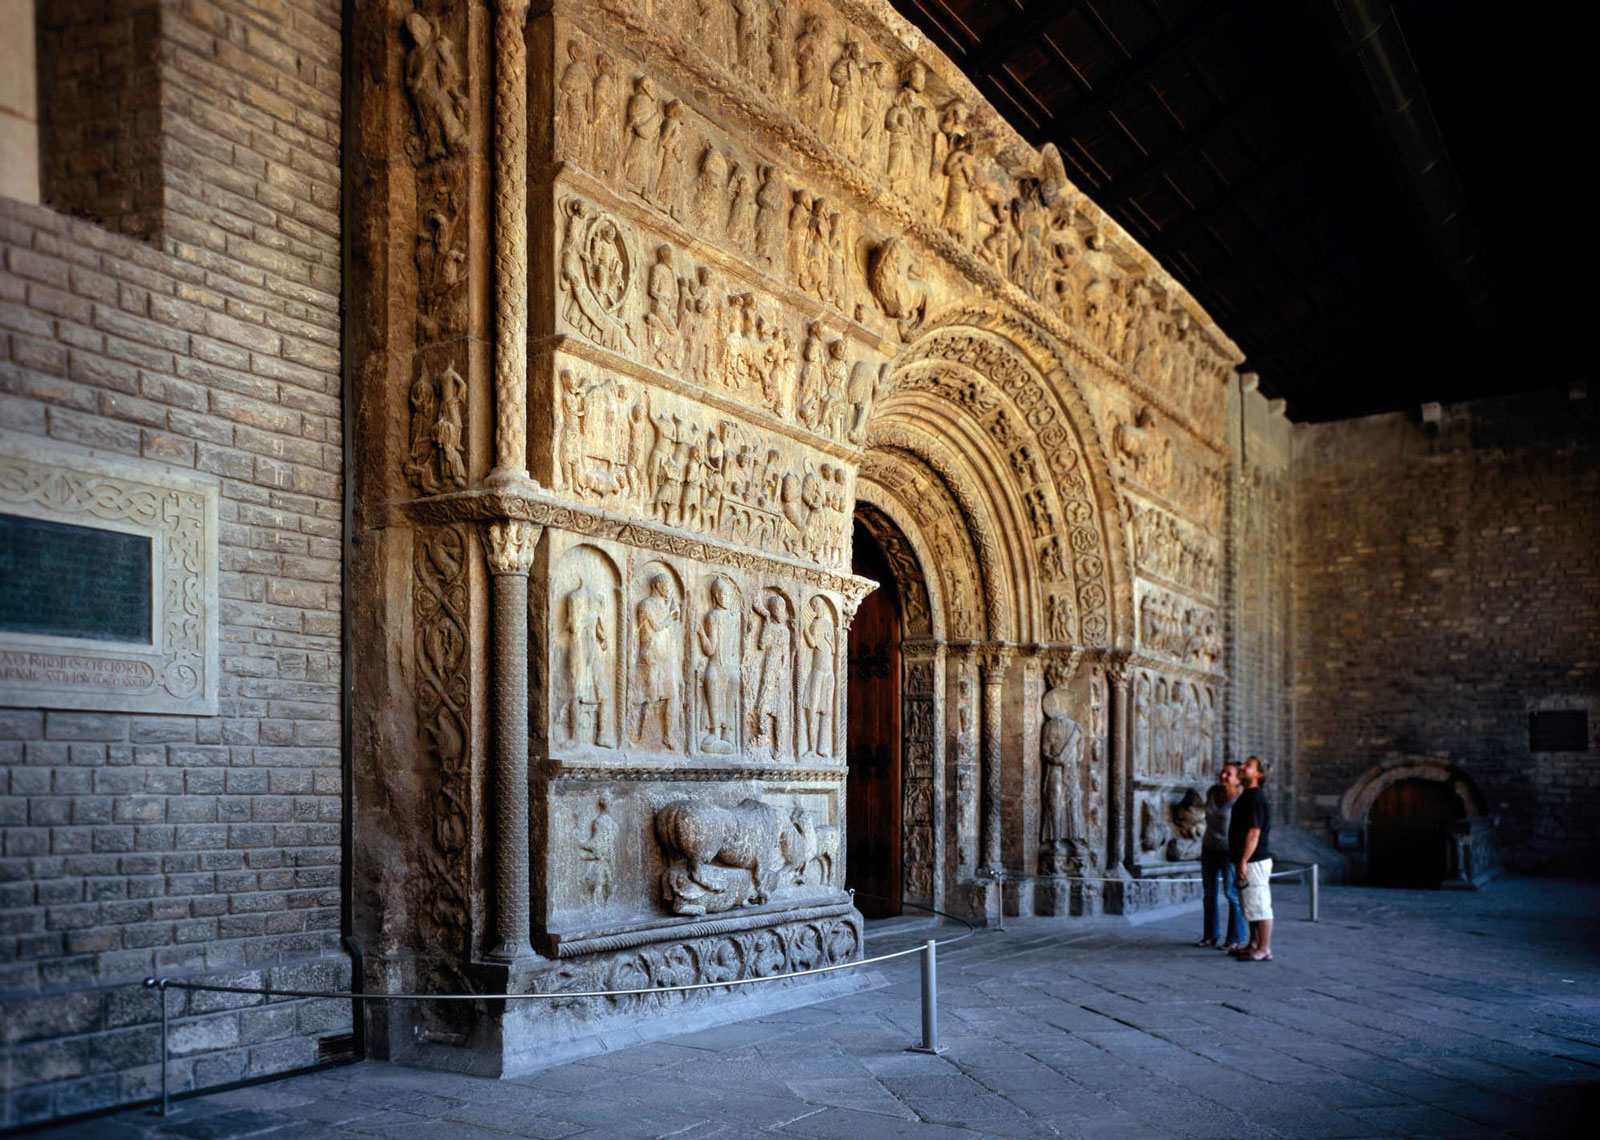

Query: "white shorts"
<box><xmin>1240</xmin><ymin>858</ymin><xmax>1273</xmax><ymax>922</ymax></box>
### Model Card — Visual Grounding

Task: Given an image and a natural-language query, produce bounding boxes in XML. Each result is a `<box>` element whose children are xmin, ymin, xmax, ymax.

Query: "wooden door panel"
<box><xmin>846</xmin><ymin>521</ymin><xmax>901</xmax><ymax>918</ymax></box>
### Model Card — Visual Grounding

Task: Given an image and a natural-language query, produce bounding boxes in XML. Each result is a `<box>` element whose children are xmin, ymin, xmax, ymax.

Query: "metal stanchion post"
<box><xmin>144</xmin><ymin>977</ymin><xmax>171</xmax><ymax>1116</ymax></box>
<box><xmin>908</xmin><ymin>939</ymin><xmax>947</xmax><ymax>1055</ymax></box>
<box><xmin>1309</xmin><ymin>863</ymin><xmax>1319</xmax><ymax>922</ymax></box>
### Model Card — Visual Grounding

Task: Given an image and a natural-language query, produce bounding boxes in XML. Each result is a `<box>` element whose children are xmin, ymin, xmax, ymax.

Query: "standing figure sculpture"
<box><xmin>621</xmin><ymin>77</ymin><xmax>661</xmax><ymax>197</ymax></box>
<box><xmin>751</xmin><ymin>594</ymin><xmax>791</xmax><ymax>754</ymax></box>
<box><xmin>697</xmin><ymin>578</ymin><xmax>741</xmax><ymax>754</ymax></box>
<box><xmin>632</xmin><ymin>574</ymin><xmax>682</xmax><ymax>749</ymax></box>
<box><xmin>800</xmin><ymin>598</ymin><xmax>835</xmax><ymax>757</ymax></box>
<box><xmin>561</xmin><ymin>577</ymin><xmax>609</xmax><ymax>747</ymax></box>
<box><xmin>578</xmin><ymin>793</ymin><xmax>618</xmax><ymax>902</ymax></box>
<box><xmin>557</xmin><ymin>40</ymin><xmax>592</xmax><ymax>165</ymax></box>
<box><xmin>1040</xmin><ymin>684</ymin><xmax>1088</xmax><ymax>873</ymax></box>
<box><xmin>403</xmin><ymin>12</ymin><xmax>468</xmax><ymax>161</ymax></box>
<box><xmin>590</xmin><ymin>53</ymin><xmax>619</xmax><ymax>178</ymax></box>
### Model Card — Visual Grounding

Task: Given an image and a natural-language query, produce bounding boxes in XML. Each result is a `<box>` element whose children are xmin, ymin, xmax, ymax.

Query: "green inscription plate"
<box><xmin>0</xmin><ymin>514</ymin><xmax>153</xmax><ymax>644</ymax></box>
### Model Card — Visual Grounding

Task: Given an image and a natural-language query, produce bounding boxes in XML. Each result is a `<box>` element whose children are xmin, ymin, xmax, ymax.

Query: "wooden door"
<box><xmin>1368</xmin><ymin>779</ymin><xmax>1462</xmax><ymax>887</ymax></box>
<box><xmin>846</xmin><ymin>521</ymin><xmax>902</xmax><ymax>918</ymax></box>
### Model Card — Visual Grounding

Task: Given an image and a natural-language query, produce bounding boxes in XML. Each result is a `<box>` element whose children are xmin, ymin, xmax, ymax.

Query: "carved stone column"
<box><xmin>485</xmin><ymin>519</ymin><xmax>540</xmax><ymax>960</ymax></box>
<box><xmin>979</xmin><ymin>645</ymin><xmax>1013</xmax><ymax>876</ymax></box>
<box><xmin>1104</xmin><ymin>652</ymin><xmax>1134</xmax><ymax>875</ymax></box>
<box><xmin>488</xmin><ymin>0</ymin><xmax>530</xmax><ymax>483</ymax></box>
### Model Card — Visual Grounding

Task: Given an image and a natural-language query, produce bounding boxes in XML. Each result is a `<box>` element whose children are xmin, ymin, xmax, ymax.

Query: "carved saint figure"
<box><xmin>556</xmin><ymin>369</ymin><xmax>589</xmax><ymax>493</ymax></box>
<box><xmin>590</xmin><ymin>53</ymin><xmax>619</xmax><ymax>177</ymax></box>
<box><xmin>403</xmin><ymin>367</ymin><xmax>438</xmax><ymax>492</ymax></box>
<box><xmin>826</xmin><ymin>39</ymin><xmax>861</xmax><ymax>148</ymax></box>
<box><xmin>800</xmin><ymin>598</ymin><xmax>835</xmax><ymax>757</ymax></box>
<box><xmin>753</xmin><ymin>167</ymin><xmax>783</xmax><ymax>266</ymax></box>
<box><xmin>725</xmin><ymin>163</ymin><xmax>756</xmax><ymax>251</ymax></box>
<box><xmin>653</xmin><ymin>100</ymin><xmax>688</xmax><ymax>217</ymax></box>
<box><xmin>561</xmin><ymin>577</ymin><xmax>609</xmax><ymax>747</ymax></box>
<box><xmin>403</xmin><ymin>12</ymin><xmax>468</xmax><ymax>161</ymax></box>
<box><xmin>751</xmin><ymin>594</ymin><xmax>791</xmax><ymax>753</ymax></box>
<box><xmin>431</xmin><ymin>363</ymin><xmax>466</xmax><ymax>486</ymax></box>
<box><xmin>941</xmin><ymin>134</ymin><xmax>977</xmax><ymax>242</ymax></box>
<box><xmin>644</xmin><ymin>246</ymin><xmax>680</xmax><ymax>368</ymax></box>
<box><xmin>1039</xmin><ymin>685</ymin><xmax>1088</xmax><ymax>872</ymax></box>
<box><xmin>578</xmin><ymin>793</ymin><xmax>617</xmax><ymax>902</ymax></box>
<box><xmin>793</xmin><ymin>16</ymin><xmax>825</xmax><ymax>111</ymax></box>
<box><xmin>557</xmin><ymin>40</ymin><xmax>592</xmax><ymax>165</ymax></box>
<box><xmin>631</xmin><ymin>574</ymin><xmax>682</xmax><ymax>749</ymax></box>
<box><xmin>697</xmin><ymin>578</ymin><xmax>740</xmax><ymax>754</ymax></box>
<box><xmin>1134</xmin><ymin>673</ymin><xmax>1151</xmax><ymax>776</ymax></box>
<box><xmin>690</xmin><ymin>143</ymin><xmax>729</xmax><ymax>234</ymax></box>
<box><xmin>621</xmin><ymin>77</ymin><xmax>661</xmax><ymax>197</ymax></box>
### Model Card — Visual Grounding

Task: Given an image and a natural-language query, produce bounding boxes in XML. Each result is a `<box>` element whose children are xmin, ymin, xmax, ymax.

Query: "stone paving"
<box><xmin>30</xmin><ymin>878</ymin><xmax>1600</xmax><ymax>1139</ymax></box>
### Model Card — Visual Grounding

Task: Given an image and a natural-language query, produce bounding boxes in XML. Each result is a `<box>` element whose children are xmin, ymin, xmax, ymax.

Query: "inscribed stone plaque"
<box><xmin>0</xmin><ymin>436</ymin><xmax>219</xmax><ymax>714</ymax></box>
<box><xmin>0</xmin><ymin>514</ymin><xmax>154</xmax><ymax>643</ymax></box>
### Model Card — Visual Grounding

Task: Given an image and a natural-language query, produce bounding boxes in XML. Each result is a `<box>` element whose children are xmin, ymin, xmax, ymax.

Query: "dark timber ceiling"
<box><xmin>889</xmin><ymin>0</ymin><xmax>1526</xmax><ymax>422</ymax></box>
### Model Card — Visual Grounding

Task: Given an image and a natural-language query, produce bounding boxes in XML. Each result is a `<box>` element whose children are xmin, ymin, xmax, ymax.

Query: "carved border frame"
<box><xmin>0</xmin><ymin>435</ymin><xmax>220</xmax><ymax>714</ymax></box>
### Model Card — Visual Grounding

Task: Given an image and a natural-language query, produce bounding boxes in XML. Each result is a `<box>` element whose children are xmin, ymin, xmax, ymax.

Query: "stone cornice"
<box><xmin>398</xmin><ymin>484</ymin><xmax>876</xmax><ymax>601</ymax></box>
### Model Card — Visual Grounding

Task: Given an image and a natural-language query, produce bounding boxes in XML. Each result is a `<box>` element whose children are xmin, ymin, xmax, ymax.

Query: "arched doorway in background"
<box><xmin>846</xmin><ymin>517</ymin><xmax>902</xmax><ymax>918</ymax></box>
<box><xmin>1368</xmin><ymin>778</ymin><xmax>1464</xmax><ymax>887</ymax></box>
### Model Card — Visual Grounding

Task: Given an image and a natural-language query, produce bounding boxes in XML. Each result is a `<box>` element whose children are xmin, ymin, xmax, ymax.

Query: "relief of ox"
<box><xmin>655</xmin><ymin>797</ymin><xmax>825</xmax><ymax>908</ymax></box>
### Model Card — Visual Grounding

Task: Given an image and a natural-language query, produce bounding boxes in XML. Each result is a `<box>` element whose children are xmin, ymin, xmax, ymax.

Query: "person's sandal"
<box><xmin>1194</xmin><ymin>938</ymin><xmax>1215</xmax><ymax>948</ymax></box>
<box><xmin>1218</xmin><ymin>941</ymin><xmax>1239</xmax><ymax>952</ymax></box>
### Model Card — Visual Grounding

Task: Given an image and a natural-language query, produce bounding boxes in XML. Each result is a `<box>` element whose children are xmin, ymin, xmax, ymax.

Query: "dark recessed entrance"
<box><xmin>846</xmin><ymin>518</ymin><xmax>902</xmax><ymax>919</ymax></box>
<box><xmin>1367</xmin><ymin>778</ymin><xmax>1464</xmax><ymax>887</ymax></box>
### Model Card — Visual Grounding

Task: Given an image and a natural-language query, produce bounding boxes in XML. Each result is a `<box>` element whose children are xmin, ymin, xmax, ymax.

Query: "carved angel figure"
<box><xmin>403</xmin><ymin>12</ymin><xmax>468</xmax><ymax>162</ymax></box>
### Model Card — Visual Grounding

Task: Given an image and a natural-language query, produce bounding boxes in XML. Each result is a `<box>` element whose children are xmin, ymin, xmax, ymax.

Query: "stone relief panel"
<box><xmin>1109</xmin><ymin>402</ymin><xmax>1227</xmax><ymax>531</ymax></box>
<box><xmin>1132</xmin><ymin>504</ymin><xmax>1221</xmax><ymax>600</ymax></box>
<box><xmin>402</xmin><ymin>6</ymin><xmax>474</xmax><ymax>497</ymax></box>
<box><xmin>550</xmin><ymin>544</ymin><xmax>623</xmax><ymax>753</ymax></box>
<box><xmin>1130</xmin><ymin>664</ymin><xmax>1217</xmax><ymax>866</ymax></box>
<box><xmin>950</xmin><ymin>661</ymin><xmax>979</xmax><ymax>870</ymax></box>
<box><xmin>566</xmin><ymin>1</ymin><xmax>1240</xmax><ymax>441</ymax></box>
<box><xmin>413</xmin><ymin>523</ymin><xmax>473</xmax><ymax>951</ymax></box>
<box><xmin>550</xmin><ymin>362</ymin><xmax>853</xmax><ymax>570</ymax></box>
<box><xmin>1137</xmin><ymin>582</ymin><xmax>1222</xmax><ymax>671</ymax></box>
<box><xmin>655</xmin><ymin>795</ymin><xmax>839</xmax><ymax>915</ymax></box>
<box><xmin>902</xmin><ymin>658</ymin><xmax>938</xmax><ymax>906</ymax></box>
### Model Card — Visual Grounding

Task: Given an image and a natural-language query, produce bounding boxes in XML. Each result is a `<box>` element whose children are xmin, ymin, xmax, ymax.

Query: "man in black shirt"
<box><xmin>1228</xmin><ymin>755</ymin><xmax>1274</xmax><ymax>962</ymax></box>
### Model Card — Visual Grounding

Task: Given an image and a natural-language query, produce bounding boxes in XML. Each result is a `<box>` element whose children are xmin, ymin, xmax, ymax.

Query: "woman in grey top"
<box><xmin>1198</xmin><ymin>761</ymin><xmax>1247</xmax><ymax>949</ymax></box>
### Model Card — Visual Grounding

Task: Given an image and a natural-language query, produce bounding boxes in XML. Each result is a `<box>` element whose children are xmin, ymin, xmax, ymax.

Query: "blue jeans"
<box><xmin>1201</xmin><ymin>847</ymin><xmax>1247</xmax><ymax>944</ymax></box>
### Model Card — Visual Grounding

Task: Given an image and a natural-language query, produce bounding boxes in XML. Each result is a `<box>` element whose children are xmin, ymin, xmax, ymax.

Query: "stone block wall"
<box><xmin>1226</xmin><ymin>379</ymin><xmax>1294</xmax><ymax>817</ymax></box>
<box><xmin>1292</xmin><ymin>387</ymin><xmax>1600</xmax><ymax>873</ymax></box>
<box><xmin>0</xmin><ymin>0</ymin><xmax>347</xmax><ymax>1126</ymax></box>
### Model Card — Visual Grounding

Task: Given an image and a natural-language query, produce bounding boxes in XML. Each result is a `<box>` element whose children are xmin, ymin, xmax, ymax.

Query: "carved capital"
<box><xmin>1044</xmin><ymin>648</ymin><xmax>1085</xmax><ymax>692</ymax></box>
<box><xmin>484</xmin><ymin>519</ymin><xmax>540</xmax><ymax>573</ymax></box>
<box><xmin>1101</xmin><ymin>650</ymin><xmax>1135</xmax><ymax>688</ymax></box>
<box><xmin>979</xmin><ymin>644</ymin><xmax>1015</xmax><ymax>683</ymax></box>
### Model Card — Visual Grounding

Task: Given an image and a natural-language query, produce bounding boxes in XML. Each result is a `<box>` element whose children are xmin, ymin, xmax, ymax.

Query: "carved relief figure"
<box><xmin>696</xmin><ymin>577</ymin><xmax>741</xmax><ymax>755</ymax></box>
<box><xmin>866</xmin><ymin>237</ymin><xmax>929</xmax><ymax>339</ymax></box>
<box><xmin>403</xmin><ymin>11</ymin><xmax>468</xmax><ymax>162</ymax></box>
<box><xmin>560</xmin><ymin>576</ymin><xmax>610</xmax><ymax>747</ymax></box>
<box><xmin>415</xmin><ymin>201</ymin><xmax>466</xmax><ymax>341</ymax></box>
<box><xmin>726</xmin><ymin>162</ymin><xmax>756</xmax><ymax>250</ymax></box>
<box><xmin>690</xmin><ymin>143</ymin><xmax>729</xmax><ymax>234</ymax></box>
<box><xmin>557</xmin><ymin>40</ymin><xmax>592</xmax><ymax>165</ymax></box>
<box><xmin>941</xmin><ymin>134</ymin><xmax>977</xmax><ymax>243</ymax></box>
<box><xmin>655</xmin><ymin>798</ymin><xmax>823</xmax><ymax>914</ymax></box>
<box><xmin>1141</xmin><ymin>797</ymin><xmax>1172</xmax><ymax>855</ymax></box>
<box><xmin>631</xmin><ymin>573</ymin><xmax>683</xmax><ymax>749</ymax></box>
<box><xmin>1134</xmin><ymin>673</ymin><xmax>1152</xmax><ymax>776</ymax></box>
<box><xmin>794</xmin><ymin>16</ymin><xmax>825</xmax><ymax>110</ymax></box>
<box><xmin>654</xmin><ymin>101</ymin><xmax>688</xmax><ymax>217</ymax></box>
<box><xmin>1166</xmin><ymin>788</ymin><xmax>1206</xmax><ymax>861</ymax></box>
<box><xmin>826</xmin><ymin>39</ymin><xmax>862</xmax><ymax>148</ymax></box>
<box><xmin>800</xmin><ymin>597</ymin><xmax>835</xmax><ymax>758</ymax></box>
<box><xmin>431</xmin><ymin>363</ymin><xmax>466</xmax><ymax>487</ymax></box>
<box><xmin>644</xmin><ymin>245</ymin><xmax>681</xmax><ymax>367</ymax></box>
<box><xmin>404</xmin><ymin>367</ymin><xmax>440</xmax><ymax>493</ymax></box>
<box><xmin>590</xmin><ymin>53</ymin><xmax>619</xmax><ymax>177</ymax></box>
<box><xmin>750</xmin><ymin>593</ymin><xmax>792</xmax><ymax>755</ymax></box>
<box><xmin>753</xmin><ymin>167</ymin><xmax>783</xmax><ymax>266</ymax></box>
<box><xmin>622</xmin><ymin>77</ymin><xmax>662</xmax><ymax>197</ymax></box>
<box><xmin>578</xmin><ymin>793</ymin><xmax>618</xmax><ymax>902</ymax></box>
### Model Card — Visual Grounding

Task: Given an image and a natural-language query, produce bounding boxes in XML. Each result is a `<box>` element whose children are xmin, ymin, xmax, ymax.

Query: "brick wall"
<box><xmin>36</xmin><ymin>0</ymin><xmax>165</xmax><ymax>239</ymax></box>
<box><xmin>1227</xmin><ymin>380</ymin><xmax>1294</xmax><ymax>818</ymax></box>
<box><xmin>0</xmin><ymin>0</ymin><xmax>346</xmax><ymax>1125</ymax></box>
<box><xmin>1292</xmin><ymin>388</ymin><xmax>1600</xmax><ymax>874</ymax></box>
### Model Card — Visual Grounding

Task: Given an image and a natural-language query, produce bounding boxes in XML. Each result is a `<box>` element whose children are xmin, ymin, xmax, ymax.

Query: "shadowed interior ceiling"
<box><xmin>889</xmin><ymin>0</ymin><xmax>1525</xmax><ymax>422</ymax></box>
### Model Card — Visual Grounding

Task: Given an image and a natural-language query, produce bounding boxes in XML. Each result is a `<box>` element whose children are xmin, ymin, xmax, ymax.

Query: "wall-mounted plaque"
<box><xmin>0</xmin><ymin>435</ymin><xmax>219</xmax><ymax>714</ymax></box>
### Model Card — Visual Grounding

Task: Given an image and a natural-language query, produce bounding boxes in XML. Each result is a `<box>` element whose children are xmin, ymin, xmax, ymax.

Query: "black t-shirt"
<box><xmin>1228</xmin><ymin>787</ymin><xmax>1271</xmax><ymax>863</ymax></box>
